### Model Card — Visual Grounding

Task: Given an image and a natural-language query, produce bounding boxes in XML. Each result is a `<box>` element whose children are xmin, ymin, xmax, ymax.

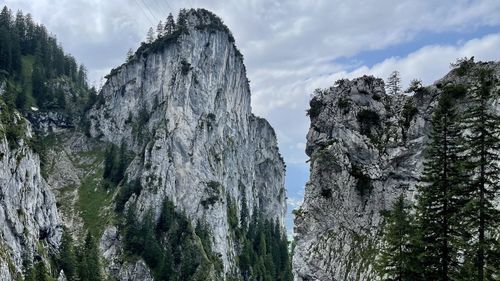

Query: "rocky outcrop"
<box><xmin>26</xmin><ymin>111</ymin><xmax>74</xmax><ymax>134</ymax></box>
<box><xmin>86</xmin><ymin>9</ymin><xmax>286</xmax><ymax>278</ymax></box>
<box><xmin>293</xmin><ymin>62</ymin><xmax>500</xmax><ymax>280</ymax></box>
<box><xmin>0</xmin><ymin>100</ymin><xmax>62</xmax><ymax>277</ymax></box>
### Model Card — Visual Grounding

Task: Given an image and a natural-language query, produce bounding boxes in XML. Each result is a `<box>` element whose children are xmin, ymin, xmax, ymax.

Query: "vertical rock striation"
<box><xmin>293</xmin><ymin>62</ymin><xmax>500</xmax><ymax>281</ymax></box>
<box><xmin>0</xmin><ymin>99</ymin><xmax>62</xmax><ymax>277</ymax></box>
<box><xmin>87</xmin><ymin>9</ymin><xmax>286</xmax><ymax>277</ymax></box>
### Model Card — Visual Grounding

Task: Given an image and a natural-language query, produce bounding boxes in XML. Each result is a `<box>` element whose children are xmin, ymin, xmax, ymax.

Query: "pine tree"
<box><xmin>377</xmin><ymin>195</ymin><xmax>423</xmax><ymax>281</ymax></box>
<box><xmin>415</xmin><ymin>91</ymin><xmax>465</xmax><ymax>281</ymax></box>
<box><xmin>78</xmin><ymin>232</ymin><xmax>102</xmax><ymax>281</ymax></box>
<box><xmin>126</xmin><ymin>48</ymin><xmax>134</xmax><ymax>62</ymax></box>
<box><xmin>240</xmin><ymin>192</ymin><xmax>249</xmax><ymax>229</ymax></box>
<box><xmin>461</xmin><ymin>66</ymin><xmax>500</xmax><ymax>281</ymax></box>
<box><xmin>386</xmin><ymin>70</ymin><xmax>401</xmax><ymax>95</ymax></box>
<box><xmin>177</xmin><ymin>9</ymin><xmax>188</xmax><ymax>30</ymax></box>
<box><xmin>14</xmin><ymin>11</ymin><xmax>25</xmax><ymax>39</ymax></box>
<box><xmin>0</xmin><ymin>6</ymin><xmax>12</xmax><ymax>28</ymax></box>
<box><xmin>24</xmin><ymin>264</ymin><xmax>36</xmax><ymax>281</ymax></box>
<box><xmin>59</xmin><ymin>229</ymin><xmax>77</xmax><ymax>281</ymax></box>
<box><xmin>156</xmin><ymin>20</ymin><xmax>164</xmax><ymax>38</ymax></box>
<box><xmin>146</xmin><ymin>27</ymin><xmax>155</xmax><ymax>43</ymax></box>
<box><xmin>405</xmin><ymin>79</ymin><xmax>423</xmax><ymax>93</ymax></box>
<box><xmin>34</xmin><ymin>261</ymin><xmax>51</xmax><ymax>281</ymax></box>
<box><xmin>164</xmin><ymin>13</ymin><xmax>176</xmax><ymax>35</ymax></box>
<box><xmin>77</xmin><ymin>64</ymin><xmax>87</xmax><ymax>88</ymax></box>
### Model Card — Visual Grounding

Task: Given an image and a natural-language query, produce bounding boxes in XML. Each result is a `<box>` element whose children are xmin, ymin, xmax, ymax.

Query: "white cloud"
<box><xmin>287</xmin><ymin>197</ymin><xmax>303</xmax><ymax>210</ymax></box>
<box><xmin>316</xmin><ymin>33</ymin><xmax>500</xmax><ymax>91</ymax></box>
<box><xmin>3</xmin><ymin>0</ymin><xmax>500</xmax><ymax>167</ymax></box>
<box><xmin>254</xmin><ymin>33</ymin><xmax>500</xmax><ymax>168</ymax></box>
<box><xmin>5</xmin><ymin>0</ymin><xmax>500</xmax><ymax>85</ymax></box>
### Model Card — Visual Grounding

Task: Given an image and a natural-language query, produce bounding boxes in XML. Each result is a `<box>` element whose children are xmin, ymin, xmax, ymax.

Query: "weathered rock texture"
<box><xmin>293</xmin><ymin>62</ymin><xmax>500</xmax><ymax>281</ymax></box>
<box><xmin>0</xmin><ymin>102</ymin><xmax>62</xmax><ymax>278</ymax></box>
<box><xmin>85</xmin><ymin>9</ymin><xmax>285</xmax><ymax>278</ymax></box>
<box><xmin>0</xmin><ymin>8</ymin><xmax>286</xmax><ymax>281</ymax></box>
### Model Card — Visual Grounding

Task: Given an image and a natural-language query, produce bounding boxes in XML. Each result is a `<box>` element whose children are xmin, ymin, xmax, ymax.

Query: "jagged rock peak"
<box><xmin>293</xmin><ymin>61</ymin><xmax>500</xmax><ymax>281</ymax></box>
<box><xmin>107</xmin><ymin>8</ymin><xmax>243</xmax><ymax>80</ymax></box>
<box><xmin>86</xmin><ymin>8</ymin><xmax>286</xmax><ymax>279</ymax></box>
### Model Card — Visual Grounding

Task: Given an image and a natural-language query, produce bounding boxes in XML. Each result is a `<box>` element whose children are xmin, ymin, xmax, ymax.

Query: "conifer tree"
<box><xmin>14</xmin><ymin>11</ymin><xmax>25</xmax><ymax>38</ymax></box>
<box><xmin>77</xmin><ymin>64</ymin><xmax>87</xmax><ymax>88</ymax></box>
<box><xmin>156</xmin><ymin>20</ymin><xmax>164</xmax><ymax>38</ymax></box>
<box><xmin>126</xmin><ymin>48</ymin><xmax>134</xmax><ymax>62</ymax></box>
<box><xmin>405</xmin><ymin>79</ymin><xmax>423</xmax><ymax>93</ymax></box>
<box><xmin>78</xmin><ymin>232</ymin><xmax>102</xmax><ymax>281</ymax></box>
<box><xmin>415</xmin><ymin>91</ymin><xmax>465</xmax><ymax>281</ymax></box>
<box><xmin>146</xmin><ymin>27</ymin><xmax>155</xmax><ymax>43</ymax></box>
<box><xmin>461</xmin><ymin>66</ymin><xmax>500</xmax><ymax>281</ymax></box>
<box><xmin>24</xmin><ymin>263</ymin><xmax>36</xmax><ymax>281</ymax></box>
<box><xmin>386</xmin><ymin>70</ymin><xmax>402</xmax><ymax>95</ymax></box>
<box><xmin>177</xmin><ymin>9</ymin><xmax>188</xmax><ymax>30</ymax></box>
<box><xmin>164</xmin><ymin>13</ymin><xmax>176</xmax><ymax>35</ymax></box>
<box><xmin>377</xmin><ymin>195</ymin><xmax>422</xmax><ymax>281</ymax></box>
<box><xmin>58</xmin><ymin>229</ymin><xmax>77</xmax><ymax>281</ymax></box>
<box><xmin>240</xmin><ymin>193</ymin><xmax>249</xmax><ymax>229</ymax></box>
<box><xmin>34</xmin><ymin>261</ymin><xmax>51</xmax><ymax>281</ymax></box>
<box><xmin>0</xmin><ymin>6</ymin><xmax>12</xmax><ymax>28</ymax></box>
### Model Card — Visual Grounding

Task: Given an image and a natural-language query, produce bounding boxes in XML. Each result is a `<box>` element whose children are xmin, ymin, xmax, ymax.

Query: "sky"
<box><xmin>4</xmin><ymin>0</ymin><xmax>500</xmax><ymax>236</ymax></box>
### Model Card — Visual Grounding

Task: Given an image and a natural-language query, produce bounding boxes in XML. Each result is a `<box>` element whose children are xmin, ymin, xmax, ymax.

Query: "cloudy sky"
<box><xmin>4</xmin><ymin>0</ymin><xmax>500</xmax><ymax>235</ymax></box>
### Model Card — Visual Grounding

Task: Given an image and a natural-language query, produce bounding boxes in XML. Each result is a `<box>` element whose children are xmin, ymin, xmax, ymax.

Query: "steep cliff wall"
<box><xmin>293</xmin><ymin>62</ymin><xmax>500</xmax><ymax>281</ymax></box>
<box><xmin>0</xmin><ymin>8</ymin><xmax>287</xmax><ymax>281</ymax></box>
<box><xmin>84</xmin><ymin>9</ymin><xmax>286</xmax><ymax>278</ymax></box>
<box><xmin>0</xmin><ymin>97</ymin><xmax>62</xmax><ymax>279</ymax></box>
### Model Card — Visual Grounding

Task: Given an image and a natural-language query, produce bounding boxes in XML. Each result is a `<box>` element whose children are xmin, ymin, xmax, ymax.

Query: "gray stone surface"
<box><xmin>0</xmin><ymin>109</ymin><xmax>62</xmax><ymax>277</ymax></box>
<box><xmin>293</xmin><ymin>62</ymin><xmax>500</xmax><ymax>281</ymax></box>
<box><xmin>87</xmin><ymin>9</ymin><xmax>286</xmax><ymax>279</ymax></box>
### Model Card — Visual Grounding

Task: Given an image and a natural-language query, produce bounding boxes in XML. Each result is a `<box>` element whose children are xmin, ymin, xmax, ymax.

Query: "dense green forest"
<box><xmin>0</xmin><ymin>6</ymin><xmax>94</xmax><ymax>115</ymax></box>
<box><xmin>377</xmin><ymin>62</ymin><xmax>500</xmax><ymax>281</ymax></box>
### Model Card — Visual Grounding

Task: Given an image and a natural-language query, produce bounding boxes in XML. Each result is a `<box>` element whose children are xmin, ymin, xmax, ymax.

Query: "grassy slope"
<box><xmin>42</xmin><ymin>133</ymin><xmax>116</xmax><ymax>238</ymax></box>
<box><xmin>73</xmin><ymin>147</ymin><xmax>116</xmax><ymax>237</ymax></box>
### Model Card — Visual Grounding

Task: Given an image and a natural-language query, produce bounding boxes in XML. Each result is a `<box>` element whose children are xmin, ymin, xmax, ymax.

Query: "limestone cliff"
<box><xmin>0</xmin><ymin>94</ymin><xmax>62</xmax><ymax>279</ymax></box>
<box><xmin>83</xmin><ymin>8</ymin><xmax>285</xmax><ymax>279</ymax></box>
<box><xmin>0</xmin><ymin>8</ymin><xmax>287</xmax><ymax>281</ymax></box>
<box><xmin>293</xmin><ymin>61</ymin><xmax>500</xmax><ymax>281</ymax></box>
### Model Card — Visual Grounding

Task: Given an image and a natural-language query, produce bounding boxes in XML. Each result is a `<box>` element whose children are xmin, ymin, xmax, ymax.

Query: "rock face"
<box><xmin>86</xmin><ymin>9</ymin><xmax>286</xmax><ymax>278</ymax></box>
<box><xmin>0</xmin><ymin>8</ymin><xmax>286</xmax><ymax>281</ymax></box>
<box><xmin>293</xmin><ymin>62</ymin><xmax>500</xmax><ymax>281</ymax></box>
<box><xmin>0</xmin><ymin>102</ymin><xmax>62</xmax><ymax>277</ymax></box>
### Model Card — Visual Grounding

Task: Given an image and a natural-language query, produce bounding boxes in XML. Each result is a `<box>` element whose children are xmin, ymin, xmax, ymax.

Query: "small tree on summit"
<box><xmin>386</xmin><ymin>70</ymin><xmax>402</xmax><ymax>95</ymax></box>
<box><xmin>177</xmin><ymin>9</ymin><xmax>188</xmax><ymax>30</ymax></box>
<box><xmin>156</xmin><ymin>20</ymin><xmax>164</xmax><ymax>38</ymax></box>
<box><xmin>146</xmin><ymin>27</ymin><xmax>155</xmax><ymax>43</ymax></box>
<box><xmin>405</xmin><ymin>79</ymin><xmax>423</xmax><ymax>93</ymax></box>
<box><xmin>126</xmin><ymin>48</ymin><xmax>134</xmax><ymax>62</ymax></box>
<box><xmin>164</xmin><ymin>13</ymin><xmax>176</xmax><ymax>35</ymax></box>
